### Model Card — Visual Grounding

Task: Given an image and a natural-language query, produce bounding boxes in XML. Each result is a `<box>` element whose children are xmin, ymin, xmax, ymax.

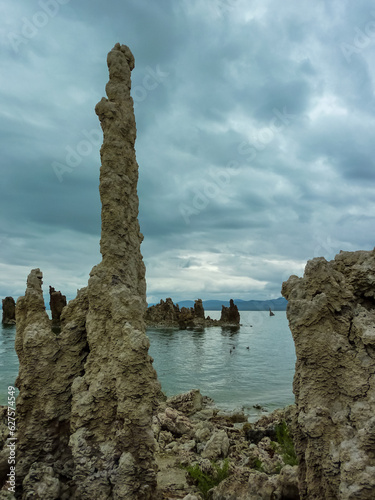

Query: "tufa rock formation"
<box><xmin>145</xmin><ymin>298</ymin><xmax>180</xmax><ymax>324</ymax></box>
<box><xmin>145</xmin><ymin>298</ymin><xmax>240</xmax><ymax>328</ymax></box>
<box><xmin>282</xmin><ymin>249</ymin><xmax>375</xmax><ymax>499</ymax></box>
<box><xmin>193</xmin><ymin>298</ymin><xmax>205</xmax><ymax>320</ymax></box>
<box><xmin>13</xmin><ymin>268</ymin><xmax>89</xmax><ymax>498</ymax></box>
<box><xmin>269</xmin><ymin>307</ymin><xmax>275</xmax><ymax>317</ymax></box>
<box><xmin>8</xmin><ymin>44</ymin><xmax>163</xmax><ymax>499</ymax></box>
<box><xmin>1</xmin><ymin>296</ymin><xmax>16</xmax><ymax>324</ymax></box>
<box><xmin>220</xmin><ymin>299</ymin><xmax>240</xmax><ymax>324</ymax></box>
<box><xmin>49</xmin><ymin>285</ymin><xmax>67</xmax><ymax>324</ymax></box>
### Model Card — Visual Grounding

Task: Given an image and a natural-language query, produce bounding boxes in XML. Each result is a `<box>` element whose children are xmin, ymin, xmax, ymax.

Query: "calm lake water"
<box><xmin>0</xmin><ymin>311</ymin><xmax>296</xmax><ymax>420</ymax></box>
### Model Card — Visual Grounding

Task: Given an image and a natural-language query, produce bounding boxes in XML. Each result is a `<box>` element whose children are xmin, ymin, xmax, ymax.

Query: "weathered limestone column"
<box><xmin>5</xmin><ymin>44</ymin><xmax>162</xmax><ymax>499</ymax></box>
<box><xmin>68</xmin><ymin>43</ymin><xmax>161</xmax><ymax>499</ymax></box>
<box><xmin>13</xmin><ymin>269</ymin><xmax>89</xmax><ymax>497</ymax></box>
<box><xmin>49</xmin><ymin>285</ymin><xmax>67</xmax><ymax>324</ymax></box>
<box><xmin>282</xmin><ymin>250</ymin><xmax>375</xmax><ymax>500</ymax></box>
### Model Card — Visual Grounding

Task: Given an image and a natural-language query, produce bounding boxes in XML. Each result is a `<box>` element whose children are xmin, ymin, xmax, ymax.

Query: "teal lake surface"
<box><xmin>0</xmin><ymin>311</ymin><xmax>296</xmax><ymax>419</ymax></box>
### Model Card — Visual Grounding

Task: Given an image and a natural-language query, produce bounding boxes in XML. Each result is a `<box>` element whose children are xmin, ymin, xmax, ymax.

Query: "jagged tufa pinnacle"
<box><xmin>282</xmin><ymin>249</ymin><xmax>375</xmax><ymax>500</ymax></box>
<box><xmin>10</xmin><ymin>44</ymin><xmax>162</xmax><ymax>500</ymax></box>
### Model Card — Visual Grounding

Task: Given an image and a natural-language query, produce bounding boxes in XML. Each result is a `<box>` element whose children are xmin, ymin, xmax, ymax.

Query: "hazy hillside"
<box><xmin>174</xmin><ymin>297</ymin><xmax>288</xmax><ymax>311</ymax></box>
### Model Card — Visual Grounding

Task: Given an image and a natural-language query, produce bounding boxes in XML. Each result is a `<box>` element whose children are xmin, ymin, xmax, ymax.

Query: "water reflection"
<box><xmin>147</xmin><ymin>311</ymin><xmax>296</xmax><ymax>419</ymax></box>
<box><xmin>0</xmin><ymin>312</ymin><xmax>296</xmax><ymax>419</ymax></box>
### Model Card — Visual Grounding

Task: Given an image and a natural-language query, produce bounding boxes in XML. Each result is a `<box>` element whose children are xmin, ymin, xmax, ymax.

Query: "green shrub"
<box><xmin>253</xmin><ymin>457</ymin><xmax>265</xmax><ymax>472</ymax></box>
<box><xmin>186</xmin><ymin>459</ymin><xmax>230</xmax><ymax>499</ymax></box>
<box><xmin>274</xmin><ymin>420</ymin><xmax>298</xmax><ymax>466</ymax></box>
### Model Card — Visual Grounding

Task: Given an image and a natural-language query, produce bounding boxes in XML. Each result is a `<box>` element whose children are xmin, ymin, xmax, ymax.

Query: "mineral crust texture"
<box><xmin>7</xmin><ymin>44</ymin><xmax>162</xmax><ymax>500</ymax></box>
<box><xmin>282</xmin><ymin>249</ymin><xmax>375</xmax><ymax>500</ymax></box>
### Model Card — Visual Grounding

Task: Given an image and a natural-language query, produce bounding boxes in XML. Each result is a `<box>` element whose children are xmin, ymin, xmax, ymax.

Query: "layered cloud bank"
<box><xmin>1</xmin><ymin>1</ymin><xmax>375</xmax><ymax>302</ymax></box>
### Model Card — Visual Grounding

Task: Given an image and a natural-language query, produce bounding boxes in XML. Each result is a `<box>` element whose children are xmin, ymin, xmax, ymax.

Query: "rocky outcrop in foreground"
<box><xmin>0</xmin><ymin>388</ymin><xmax>298</xmax><ymax>499</ymax></box>
<box><xmin>282</xmin><ymin>249</ymin><xmax>375</xmax><ymax>499</ymax></box>
<box><xmin>154</xmin><ymin>389</ymin><xmax>299</xmax><ymax>499</ymax></box>
<box><xmin>49</xmin><ymin>285</ymin><xmax>67</xmax><ymax>324</ymax></box>
<box><xmin>2</xmin><ymin>296</ymin><xmax>16</xmax><ymax>324</ymax></box>
<box><xmin>3</xmin><ymin>44</ymin><xmax>163</xmax><ymax>499</ymax></box>
<box><xmin>146</xmin><ymin>298</ymin><xmax>240</xmax><ymax>328</ymax></box>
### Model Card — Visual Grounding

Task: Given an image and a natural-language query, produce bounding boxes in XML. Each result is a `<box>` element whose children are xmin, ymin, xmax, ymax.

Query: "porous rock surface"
<box><xmin>49</xmin><ymin>285</ymin><xmax>67</xmax><ymax>324</ymax></box>
<box><xmin>282</xmin><ymin>249</ymin><xmax>375</xmax><ymax>499</ymax></box>
<box><xmin>220</xmin><ymin>299</ymin><xmax>240</xmax><ymax>324</ymax></box>
<box><xmin>13</xmin><ymin>268</ymin><xmax>89</xmax><ymax>498</ymax></box>
<box><xmin>153</xmin><ymin>392</ymin><xmax>299</xmax><ymax>499</ymax></box>
<box><xmin>2</xmin><ymin>297</ymin><xmax>16</xmax><ymax>324</ymax></box>
<box><xmin>4</xmin><ymin>44</ymin><xmax>163</xmax><ymax>499</ymax></box>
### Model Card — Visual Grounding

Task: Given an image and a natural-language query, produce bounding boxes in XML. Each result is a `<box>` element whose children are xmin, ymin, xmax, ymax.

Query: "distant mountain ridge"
<box><xmin>148</xmin><ymin>297</ymin><xmax>287</xmax><ymax>311</ymax></box>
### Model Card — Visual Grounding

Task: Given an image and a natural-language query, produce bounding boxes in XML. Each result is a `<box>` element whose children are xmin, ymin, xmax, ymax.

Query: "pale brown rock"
<box><xmin>220</xmin><ymin>299</ymin><xmax>240</xmax><ymax>324</ymax></box>
<box><xmin>210</xmin><ymin>468</ymin><xmax>252</xmax><ymax>500</ymax></box>
<box><xmin>145</xmin><ymin>298</ymin><xmax>180</xmax><ymax>324</ymax></box>
<box><xmin>282</xmin><ymin>249</ymin><xmax>375</xmax><ymax>499</ymax></box>
<box><xmin>22</xmin><ymin>464</ymin><xmax>61</xmax><ymax>499</ymax></box>
<box><xmin>275</xmin><ymin>465</ymin><xmax>300</xmax><ymax>499</ymax></box>
<box><xmin>8</xmin><ymin>44</ymin><xmax>163</xmax><ymax>499</ymax></box>
<box><xmin>201</xmin><ymin>429</ymin><xmax>230</xmax><ymax>460</ymax></box>
<box><xmin>212</xmin><ymin>467</ymin><xmax>299</xmax><ymax>500</ymax></box>
<box><xmin>155</xmin><ymin>408</ymin><xmax>195</xmax><ymax>438</ymax></box>
<box><xmin>0</xmin><ymin>407</ymin><xmax>12</xmax><ymax>491</ymax></box>
<box><xmin>166</xmin><ymin>389</ymin><xmax>203</xmax><ymax>416</ymax></box>
<box><xmin>14</xmin><ymin>270</ymin><xmax>89</xmax><ymax>492</ymax></box>
<box><xmin>68</xmin><ymin>42</ymin><xmax>162</xmax><ymax>499</ymax></box>
<box><xmin>2</xmin><ymin>297</ymin><xmax>16</xmax><ymax>324</ymax></box>
<box><xmin>49</xmin><ymin>285</ymin><xmax>67</xmax><ymax>324</ymax></box>
<box><xmin>153</xmin><ymin>395</ymin><xmax>299</xmax><ymax>499</ymax></box>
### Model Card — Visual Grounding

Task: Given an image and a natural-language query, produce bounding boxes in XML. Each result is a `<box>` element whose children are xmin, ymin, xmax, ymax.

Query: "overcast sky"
<box><xmin>1</xmin><ymin>0</ymin><xmax>375</xmax><ymax>305</ymax></box>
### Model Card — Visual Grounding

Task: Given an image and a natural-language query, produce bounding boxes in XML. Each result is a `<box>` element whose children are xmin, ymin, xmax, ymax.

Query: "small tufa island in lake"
<box><xmin>145</xmin><ymin>297</ymin><xmax>240</xmax><ymax>329</ymax></box>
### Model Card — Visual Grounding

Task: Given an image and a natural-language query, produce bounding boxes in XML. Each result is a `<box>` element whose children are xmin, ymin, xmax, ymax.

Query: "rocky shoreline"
<box><xmin>153</xmin><ymin>389</ymin><xmax>299</xmax><ymax>499</ymax></box>
<box><xmin>0</xmin><ymin>389</ymin><xmax>298</xmax><ymax>499</ymax></box>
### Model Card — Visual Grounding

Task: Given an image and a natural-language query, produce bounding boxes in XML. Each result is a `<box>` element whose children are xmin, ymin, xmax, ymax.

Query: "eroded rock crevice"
<box><xmin>282</xmin><ymin>249</ymin><xmax>375</xmax><ymax>500</ymax></box>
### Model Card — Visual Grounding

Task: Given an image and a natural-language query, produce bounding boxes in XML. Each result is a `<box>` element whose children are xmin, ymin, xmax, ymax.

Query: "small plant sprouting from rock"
<box><xmin>186</xmin><ymin>459</ymin><xmax>230</xmax><ymax>499</ymax></box>
<box><xmin>253</xmin><ymin>457</ymin><xmax>265</xmax><ymax>472</ymax></box>
<box><xmin>274</xmin><ymin>420</ymin><xmax>298</xmax><ymax>466</ymax></box>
